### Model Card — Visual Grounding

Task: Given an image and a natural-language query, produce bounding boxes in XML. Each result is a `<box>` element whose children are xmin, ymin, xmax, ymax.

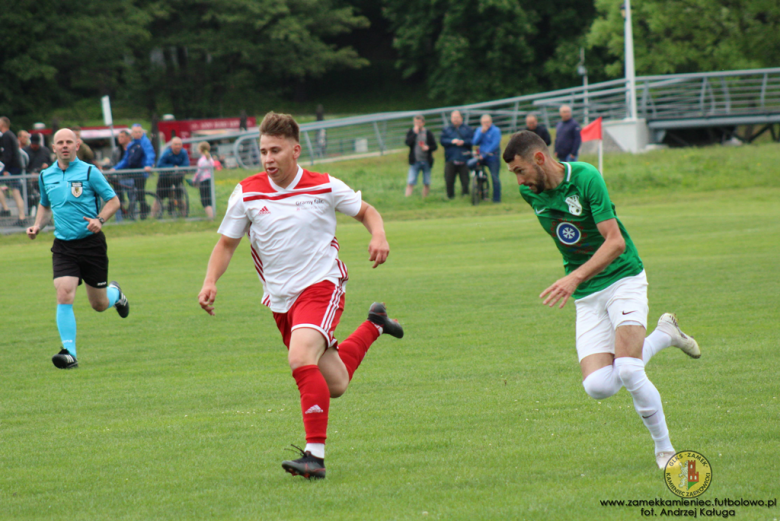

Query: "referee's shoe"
<box><xmin>52</xmin><ymin>349</ymin><xmax>78</xmax><ymax>369</ymax></box>
<box><xmin>109</xmin><ymin>281</ymin><xmax>130</xmax><ymax>318</ymax></box>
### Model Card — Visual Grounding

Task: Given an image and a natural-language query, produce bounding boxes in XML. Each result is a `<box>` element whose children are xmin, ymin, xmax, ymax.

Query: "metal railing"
<box><xmin>227</xmin><ymin>67</ymin><xmax>780</xmax><ymax>168</ymax></box>
<box><xmin>0</xmin><ymin>166</ymin><xmax>215</xmax><ymax>229</ymax></box>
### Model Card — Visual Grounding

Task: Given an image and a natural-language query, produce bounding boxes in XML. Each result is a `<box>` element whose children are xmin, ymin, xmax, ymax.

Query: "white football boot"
<box><xmin>656</xmin><ymin>450</ymin><xmax>677</xmax><ymax>470</ymax></box>
<box><xmin>656</xmin><ymin>313</ymin><xmax>701</xmax><ymax>359</ymax></box>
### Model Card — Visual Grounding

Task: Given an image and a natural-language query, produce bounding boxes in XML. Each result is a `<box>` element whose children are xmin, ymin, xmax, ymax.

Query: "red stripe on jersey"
<box><xmin>296</xmin><ymin>169</ymin><xmax>330</xmax><ymax>189</ymax></box>
<box><xmin>330</xmin><ymin>237</ymin><xmax>340</xmax><ymax>251</ymax></box>
<box><xmin>243</xmin><ymin>188</ymin><xmax>332</xmax><ymax>202</ymax></box>
<box><xmin>262</xmin><ymin>295</ymin><xmax>271</xmax><ymax>307</ymax></box>
<box><xmin>337</xmin><ymin>259</ymin><xmax>349</xmax><ymax>282</ymax></box>
<box><xmin>250</xmin><ymin>246</ymin><xmax>265</xmax><ymax>281</ymax></box>
<box><xmin>240</xmin><ymin>173</ymin><xmax>275</xmax><ymax>193</ymax></box>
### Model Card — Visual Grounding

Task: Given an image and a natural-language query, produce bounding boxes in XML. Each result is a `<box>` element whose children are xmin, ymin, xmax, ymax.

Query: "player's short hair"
<box><xmin>260</xmin><ymin>112</ymin><xmax>299</xmax><ymax>143</ymax></box>
<box><xmin>0</xmin><ymin>116</ymin><xmax>10</xmax><ymax>127</ymax></box>
<box><xmin>502</xmin><ymin>130</ymin><xmax>549</xmax><ymax>163</ymax></box>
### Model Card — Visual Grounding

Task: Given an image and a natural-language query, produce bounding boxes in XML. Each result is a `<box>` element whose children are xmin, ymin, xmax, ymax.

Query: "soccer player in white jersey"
<box><xmin>503</xmin><ymin>130</ymin><xmax>701</xmax><ymax>470</ymax></box>
<box><xmin>198</xmin><ymin>112</ymin><xmax>403</xmax><ymax>479</ymax></box>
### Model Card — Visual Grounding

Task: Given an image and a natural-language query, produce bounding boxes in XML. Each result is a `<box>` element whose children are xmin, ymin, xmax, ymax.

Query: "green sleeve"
<box><xmin>583</xmin><ymin>169</ymin><xmax>615</xmax><ymax>223</ymax></box>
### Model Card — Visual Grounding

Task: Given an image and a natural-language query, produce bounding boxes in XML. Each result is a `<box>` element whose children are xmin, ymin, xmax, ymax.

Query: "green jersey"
<box><xmin>520</xmin><ymin>162</ymin><xmax>643</xmax><ymax>299</ymax></box>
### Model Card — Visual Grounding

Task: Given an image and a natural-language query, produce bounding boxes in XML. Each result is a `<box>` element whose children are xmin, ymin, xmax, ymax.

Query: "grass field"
<box><xmin>1</xmin><ymin>144</ymin><xmax>779</xmax><ymax>520</ymax></box>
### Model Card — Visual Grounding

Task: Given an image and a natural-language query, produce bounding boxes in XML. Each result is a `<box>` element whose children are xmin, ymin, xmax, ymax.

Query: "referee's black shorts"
<box><xmin>51</xmin><ymin>232</ymin><xmax>109</xmax><ymax>288</ymax></box>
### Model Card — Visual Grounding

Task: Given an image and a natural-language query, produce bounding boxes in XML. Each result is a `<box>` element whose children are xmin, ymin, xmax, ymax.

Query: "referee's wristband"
<box><xmin>97</xmin><ymin>216</ymin><xmax>105</xmax><ymax>224</ymax></box>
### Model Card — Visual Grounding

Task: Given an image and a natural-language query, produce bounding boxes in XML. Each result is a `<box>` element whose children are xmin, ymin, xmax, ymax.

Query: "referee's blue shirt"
<box><xmin>39</xmin><ymin>158</ymin><xmax>117</xmax><ymax>241</ymax></box>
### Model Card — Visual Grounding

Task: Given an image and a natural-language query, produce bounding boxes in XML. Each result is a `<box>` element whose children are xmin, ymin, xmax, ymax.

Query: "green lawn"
<box><xmin>1</xmin><ymin>144</ymin><xmax>779</xmax><ymax>520</ymax></box>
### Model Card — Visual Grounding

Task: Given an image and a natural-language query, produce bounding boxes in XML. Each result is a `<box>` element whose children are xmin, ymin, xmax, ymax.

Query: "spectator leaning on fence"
<box><xmin>0</xmin><ymin>116</ymin><xmax>28</xmax><ymax>225</ymax></box>
<box><xmin>17</xmin><ymin>130</ymin><xmax>31</xmax><ymax>172</ymax></box>
<box><xmin>404</xmin><ymin>114</ymin><xmax>438</xmax><ymax>198</ymax></box>
<box><xmin>471</xmin><ymin>114</ymin><xmax>503</xmax><ymax>203</ymax></box>
<box><xmin>191</xmin><ymin>141</ymin><xmax>215</xmax><ymax>219</ymax></box>
<box><xmin>554</xmin><ymin>105</ymin><xmax>581</xmax><ymax>162</ymax></box>
<box><xmin>153</xmin><ymin>137</ymin><xmax>190</xmax><ymax>216</ymax></box>
<box><xmin>112</xmin><ymin>126</ymin><xmax>150</xmax><ymax>218</ymax></box>
<box><xmin>440</xmin><ymin>110</ymin><xmax>474</xmax><ymax>199</ymax></box>
<box><xmin>132</xmin><ymin>123</ymin><xmax>156</xmax><ymax>169</ymax></box>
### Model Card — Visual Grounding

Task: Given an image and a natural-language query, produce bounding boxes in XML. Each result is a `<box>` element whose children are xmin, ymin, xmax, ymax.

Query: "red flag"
<box><xmin>580</xmin><ymin>117</ymin><xmax>602</xmax><ymax>142</ymax></box>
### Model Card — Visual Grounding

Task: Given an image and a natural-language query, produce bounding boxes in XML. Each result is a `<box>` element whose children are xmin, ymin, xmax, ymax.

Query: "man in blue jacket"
<box><xmin>153</xmin><ymin>137</ymin><xmax>190</xmax><ymax>215</ymax></box>
<box><xmin>471</xmin><ymin>114</ymin><xmax>503</xmax><ymax>203</ymax></box>
<box><xmin>132</xmin><ymin>123</ymin><xmax>156</xmax><ymax>169</ymax></box>
<box><xmin>554</xmin><ymin>105</ymin><xmax>582</xmax><ymax>162</ymax></box>
<box><xmin>112</xmin><ymin>126</ymin><xmax>150</xmax><ymax>218</ymax></box>
<box><xmin>440</xmin><ymin>110</ymin><xmax>473</xmax><ymax>199</ymax></box>
<box><xmin>26</xmin><ymin>129</ymin><xmax>130</xmax><ymax>369</ymax></box>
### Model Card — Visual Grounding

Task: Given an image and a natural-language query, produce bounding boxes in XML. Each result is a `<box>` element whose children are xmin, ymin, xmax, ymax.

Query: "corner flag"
<box><xmin>580</xmin><ymin>117</ymin><xmax>603</xmax><ymax>175</ymax></box>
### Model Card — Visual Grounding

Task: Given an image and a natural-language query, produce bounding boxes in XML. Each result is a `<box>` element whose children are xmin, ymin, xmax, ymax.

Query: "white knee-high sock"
<box><xmin>642</xmin><ymin>329</ymin><xmax>672</xmax><ymax>364</ymax></box>
<box><xmin>614</xmin><ymin>357</ymin><xmax>674</xmax><ymax>454</ymax></box>
<box><xmin>582</xmin><ymin>365</ymin><xmax>623</xmax><ymax>399</ymax></box>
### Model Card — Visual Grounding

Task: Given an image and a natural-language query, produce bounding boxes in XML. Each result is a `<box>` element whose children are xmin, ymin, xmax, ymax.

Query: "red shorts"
<box><xmin>273</xmin><ymin>280</ymin><xmax>345</xmax><ymax>349</ymax></box>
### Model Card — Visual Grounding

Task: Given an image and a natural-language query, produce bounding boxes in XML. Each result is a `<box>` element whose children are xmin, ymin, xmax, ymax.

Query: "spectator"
<box><xmin>153</xmin><ymin>137</ymin><xmax>190</xmax><ymax>216</ymax></box>
<box><xmin>191</xmin><ymin>141</ymin><xmax>215</xmax><ymax>219</ymax></box>
<box><xmin>18</xmin><ymin>130</ymin><xmax>31</xmax><ymax>172</ymax></box>
<box><xmin>554</xmin><ymin>105</ymin><xmax>581</xmax><ymax>162</ymax></box>
<box><xmin>112</xmin><ymin>126</ymin><xmax>149</xmax><ymax>218</ymax></box>
<box><xmin>132</xmin><ymin>123</ymin><xmax>156</xmax><ymax>169</ymax></box>
<box><xmin>111</xmin><ymin>130</ymin><xmax>131</xmax><ymax>167</ymax></box>
<box><xmin>440</xmin><ymin>110</ymin><xmax>474</xmax><ymax>199</ymax></box>
<box><xmin>0</xmin><ymin>116</ymin><xmax>28</xmax><ymax>225</ymax></box>
<box><xmin>73</xmin><ymin>126</ymin><xmax>95</xmax><ymax>164</ymax></box>
<box><xmin>471</xmin><ymin>114</ymin><xmax>503</xmax><ymax>203</ymax></box>
<box><xmin>525</xmin><ymin>113</ymin><xmax>551</xmax><ymax>146</ymax></box>
<box><xmin>25</xmin><ymin>133</ymin><xmax>53</xmax><ymax>172</ymax></box>
<box><xmin>404</xmin><ymin>114</ymin><xmax>437</xmax><ymax>198</ymax></box>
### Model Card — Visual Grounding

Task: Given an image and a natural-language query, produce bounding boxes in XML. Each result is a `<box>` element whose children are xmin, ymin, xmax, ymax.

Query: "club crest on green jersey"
<box><xmin>565</xmin><ymin>195</ymin><xmax>582</xmax><ymax>216</ymax></box>
<box><xmin>71</xmin><ymin>181</ymin><xmax>83</xmax><ymax>197</ymax></box>
<box><xmin>556</xmin><ymin>222</ymin><xmax>581</xmax><ymax>245</ymax></box>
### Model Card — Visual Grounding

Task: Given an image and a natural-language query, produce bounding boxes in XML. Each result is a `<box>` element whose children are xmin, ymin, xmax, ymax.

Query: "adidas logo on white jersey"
<box><xmin>304</xmin><ymin>405</ymin><xmax>324</xmax><ymax>414</ymax></box>
<box><xmin>259</xmin><ymin>206</ymin><xmax>271</xmax><ymax>214</ymax></box>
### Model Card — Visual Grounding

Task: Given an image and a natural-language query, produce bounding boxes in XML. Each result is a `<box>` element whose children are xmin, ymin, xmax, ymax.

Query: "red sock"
<box><xmin>339</xmin><ymin>321</ymin><xmax>381</xmax><ymax>380</ymax></box>
<box><xmin>292</xmin><ymin>365</ymin><xmax>330</xmax><ymax>444</ymax></box>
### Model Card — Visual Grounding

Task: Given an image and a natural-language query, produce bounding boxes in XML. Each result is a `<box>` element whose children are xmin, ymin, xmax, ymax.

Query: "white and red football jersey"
<box><xmin>218</xmin><ymin>166</ymin><xmax>362</xmax><ymax>312</ymax></box>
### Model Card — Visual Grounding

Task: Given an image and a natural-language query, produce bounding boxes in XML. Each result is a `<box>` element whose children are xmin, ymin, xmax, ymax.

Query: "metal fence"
<box><xmin>221</xmin><ymin>67</ymin><xmax>780</xmax><ymax>169</ymax></box>
<box><xmin>0</xmin><ymin>166</ymin><xmax>215</xmax><ymax>230</ymax></box>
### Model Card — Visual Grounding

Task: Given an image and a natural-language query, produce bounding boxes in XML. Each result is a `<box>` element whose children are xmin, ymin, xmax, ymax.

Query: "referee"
<box><xmin>26</xmin><ymin>129</ymin><xmax>130</xmax><ymax>369</ymax></box>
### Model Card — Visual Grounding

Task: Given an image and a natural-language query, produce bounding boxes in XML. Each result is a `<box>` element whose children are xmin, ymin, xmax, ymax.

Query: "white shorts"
<box><xmin>574</xmin><ymin>270</ymin><xmax>649</xmax><ymax>362</ymax></box>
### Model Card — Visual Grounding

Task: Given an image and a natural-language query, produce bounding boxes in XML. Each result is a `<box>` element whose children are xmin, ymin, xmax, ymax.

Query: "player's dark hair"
<box><xmin>502</xmin><ymin>130</ymin><xmax>549</xmax><ymax>163</ymax></box>
<box><xmin>260</xmin><ymin>112</ymin><xmax>299</xmax><ymax>143</ymax></box>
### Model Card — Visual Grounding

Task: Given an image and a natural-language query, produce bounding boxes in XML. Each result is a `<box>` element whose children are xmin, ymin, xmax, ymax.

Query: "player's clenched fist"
<box><xmin>198</xmin><ymin>284</ymin><xmax>218</xmax><ymax>315</ymax></box>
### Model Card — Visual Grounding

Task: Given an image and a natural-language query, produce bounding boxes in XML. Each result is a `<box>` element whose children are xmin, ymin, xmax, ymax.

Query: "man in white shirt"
<box><xmin>198</xmin><ymin>112</ymin><xmax>403</xmax><ymax>480</ymax></box>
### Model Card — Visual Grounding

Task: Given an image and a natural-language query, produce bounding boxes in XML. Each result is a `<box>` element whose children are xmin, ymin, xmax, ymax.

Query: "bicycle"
<box><xmin>153</xmin><ymin>173</ymin><xmax>189</xmax><ymax>219</ymax></box>
<box><xmin>469</xmin><ymin>160</ymin><xmax>491</xmax><ymax>206</ymax></box>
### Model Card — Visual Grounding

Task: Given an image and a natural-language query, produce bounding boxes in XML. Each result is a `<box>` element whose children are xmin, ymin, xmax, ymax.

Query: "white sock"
<box><xmin>614</xmin><ymin>357</ymin><xmax>674</xmax><ymax>454</ymax></box>
<box><xmin>642</xmin><ymin>329</ymin><xmax>673</xmax><ymax>364</ymax></box>
<box><xmin>305</xmin><ymin>443</ymin><xmax>325</xmax><ymax>459</ymax></box>
<box><xmin>582</xmin><ymin>365</ymin><xmax>623</xmax><ymax>399</ymax></box>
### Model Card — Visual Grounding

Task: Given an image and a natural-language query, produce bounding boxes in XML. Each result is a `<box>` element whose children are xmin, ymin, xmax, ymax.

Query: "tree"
<box><xmin>0</xmin><ymin>0</ymin><xmax>149</xmax><ymax>127</ymax></box>
<box><xmin>128</xmin><ymin>0</ymin><xmax>370</xmax><ymax>117</ymax></box>
<box><xmin>587</xmin><ymin>0</ymin><xmax>780</xmax><ymax>77</ymax></box>
<box><xmin>382</xmin><ymin>0</ymin><xmax>600</xmax><ymax>105</ymax></box>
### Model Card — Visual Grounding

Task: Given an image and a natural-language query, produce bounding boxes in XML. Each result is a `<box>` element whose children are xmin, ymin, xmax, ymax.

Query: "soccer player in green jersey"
<box><xmin>503</xmin><ymin>130</ymin><xmax>702</xmax><ymax>470</ymax></box>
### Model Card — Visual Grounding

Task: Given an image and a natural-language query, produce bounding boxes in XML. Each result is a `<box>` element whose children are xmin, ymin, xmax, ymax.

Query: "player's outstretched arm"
<box><xmin>199</xmin><ymin>235</ymin><xmax>243</xmax><ymax>315</ymax></box>
<box><xmin>353</xmin><ymin>201</ymin><xmax>389</xmax><ymax>268</ymax></box>
<box><xmin>27</xmin><ymin>205</ymin><xmax>52</xmax><ymax>239</ymax></box>
<box><xmin>540</xmin><ymin>218</ymin><xmax>625</xmax><ymax>309</ymax></box>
